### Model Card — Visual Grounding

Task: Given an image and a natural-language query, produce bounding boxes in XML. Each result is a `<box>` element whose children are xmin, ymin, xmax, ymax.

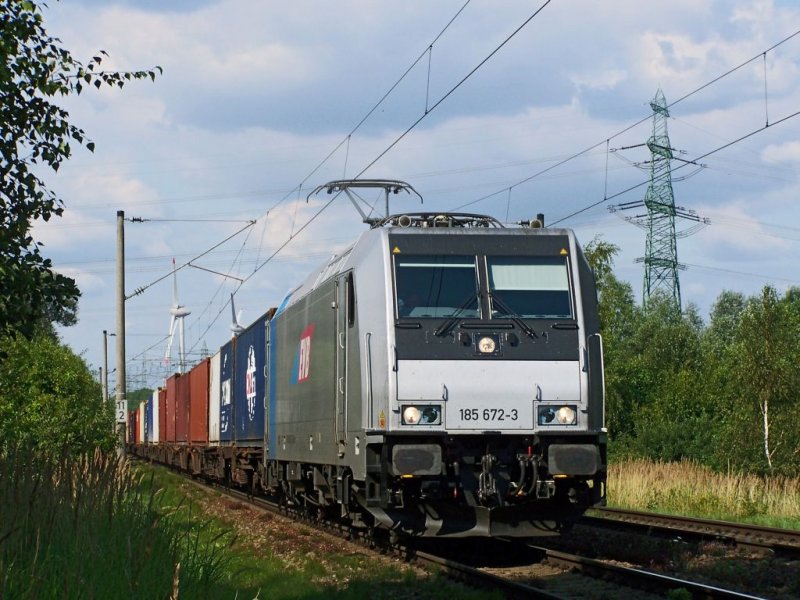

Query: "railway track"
<box><xmin>587</xmin><ymin>507</ymin><xmax>800</xmax><ymax>558</ymax></box>
<box><xmin>517</xmin><ymin>545</ymin><xmax>766</xmax><ymax>599</ymax></box>
<box><xmin>423</xmin><ymin>536</ymin><xmax>771</xmax><ymax>599</ymax></box>
<box><xmin>143</xmin><ymin>461</ymin><xmax>774</xmax><ymax>599</ymax></box>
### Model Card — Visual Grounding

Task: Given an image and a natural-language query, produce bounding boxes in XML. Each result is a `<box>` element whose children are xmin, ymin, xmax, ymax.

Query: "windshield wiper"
<box><xmin>489</xmin><ymin>293</ymin><xmax>537</xmax><ymax>339</ymax></box>
<box><xmin>433</xmin><ymin>293</ymin><xmax>480</xmax><ymax>337</ymax></box>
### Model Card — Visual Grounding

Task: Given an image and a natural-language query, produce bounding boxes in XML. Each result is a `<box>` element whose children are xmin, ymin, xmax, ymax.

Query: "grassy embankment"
<box><xmin>138</xmin><ymin>463</ymin><xmax>501</xmax><ymax>599</ymax></box>
<box><xmin>0</xmin><ymin>451</ymin><xmax>499</xmax><ymax>600</ymax></box>
<box><xmin>0</xmin><ymin>450</ymin><xmax>229</xmax><ymax>599</ymax></box>
<box><xmin>607</xmin><ymin>458</ymin><xmax>800</xmax><ymax>530</ymax></box>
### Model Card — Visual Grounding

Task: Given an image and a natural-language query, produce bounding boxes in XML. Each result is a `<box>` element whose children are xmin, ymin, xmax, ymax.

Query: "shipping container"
<box><xmin>131</xmin><ymin>409</ymin><xmax>139</xmax><ymax>444</ymax></box>
<box><xmin>189</xmin><ymin>358</ymin><xmax>210</xmax><ymax>444</ymax></box>
<box><xmin>219</xmin><ymin>340</ymin><xmax>235</xmax><ymax>443</ymax></box>
<box><xmin>165</xmin><ymin>375</ymin><xmax>177</xmax><ymax>443</ymax></box>
<box><xmin>145</xmin><ymin>393</ymin><xmax>153</xmax><ymax>443</ymax></box>
<box><xmin>128</xmin><ymin>411</ymin><xmax>136</xmax><ymax>444</ymax></box>
<box><xmin>176</xmin><ymin>372</ymin><xmax>190</xmax><ymax>443</ymax></box>
<box><xmin>158</xmin><ymin>387</ymin><xmax>167</xmax><ymax>444</ymax></box>
<box><xmin>208</xmin><ymin>351</ymin><xmax>221</xmax><ymax>444</ymax></box>
<box><xmin>138</xmin><ymin>400</ymin><xmax>146</xmax><ymax>444</ymax></box>
<box><xmin>151</xmin><ymin>388</ymin><xmax>160</xmax><ymax>444</ymax></box>
<box><xmin>234</xmin><ymin>313</ymin><xmax>268</xmax><ymax>445</ymax></box>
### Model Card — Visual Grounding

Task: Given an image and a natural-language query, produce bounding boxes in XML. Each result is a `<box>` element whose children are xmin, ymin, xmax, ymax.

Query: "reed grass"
<box><xmin>608</xmin><ymin>458</ymin><xmax>800</xmax><ymax>528</ymax></box>
<box><xmin>0</xmin><ymin>448</ymin><xmax>231</xmax><ymax>599</ymax></box>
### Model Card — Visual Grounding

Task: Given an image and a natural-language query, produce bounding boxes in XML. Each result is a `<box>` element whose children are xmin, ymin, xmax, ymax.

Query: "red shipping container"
<box><xmin>189</xmin><ymin>358</ymin><xmax>210</xmax><ymax>445</ymax></box>
<box><xmin>130</xmin><ymin>410</ymin><xmax>139</xmax><ymax>444</ymax></box>
<box><xmin>158</xmin><ymin>388</ymin><xmax>167</xmax><ymax>444</ymax></box>
<box><xmin>166</xmin><ymin>375</ymin><xmax>177</xmax><ymax>443</ymax></box>
<box><xmin>176</xmin><ymin>373</ymin><xmax>190</xmax><ymax>444</ymax></box>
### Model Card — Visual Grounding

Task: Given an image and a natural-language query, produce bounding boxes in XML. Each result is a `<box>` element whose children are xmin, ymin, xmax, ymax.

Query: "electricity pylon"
<box><xmin>609</xmin><ymin>89</ymin><xmax>709</xmax><ymax>311</ymax></box>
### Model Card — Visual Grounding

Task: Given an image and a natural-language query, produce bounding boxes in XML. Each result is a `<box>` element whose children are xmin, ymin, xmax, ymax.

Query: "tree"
<box><xmin>0</xmin><ymin>332</ymin><xmax>115</xmax><ymax>454</ymax></box>
<box><xmin>584</xmin><ymin>237</ymin><xmax>640</xmax><ymax>445</ymax></box>
<box><xmin>624</xmin><ymin>294</ymin><xmax>710</xmax><ymax>462</ymax></box>
<box><xmin>0</xmin><ymin>0</ymin><xmax>160</xmax><ymax>341</ymax></box>
<box><xmin>705</xmin><ymin>290</ymin><xmax>746</xmax><ymax>356</ymax></box>
<box><xmin>731</xmin><ymin>286</ymin><xmax>799</xmax><ymax>470</ymax></box>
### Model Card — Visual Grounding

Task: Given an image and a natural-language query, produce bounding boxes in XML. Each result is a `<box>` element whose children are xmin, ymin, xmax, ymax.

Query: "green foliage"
<box><xmin>593</xmin><ymin>241</ymin><xmax>799</xmax><ymax>475</ymax></box>
<box><xmin>0</xmin><ymin>0</ymin><xmax>161</xmax><ymax>341</ymax></box>
<box><xmin>128</xmin><ymin>387</ymin><xmax>154</xmax><ymax>410</ymax></box>
<box><xmin>0</xmin><ymin>333</ymin><xmax>115</xmax><ymax>454</ymax></box>
<box><xmin>713</xmin><ymin>286</ymin><xmax>800</xmax><ymax>473</ymax></box>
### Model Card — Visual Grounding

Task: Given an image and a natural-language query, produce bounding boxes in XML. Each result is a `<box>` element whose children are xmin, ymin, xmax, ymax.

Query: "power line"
<box><xmin>549</xmin><ymin>108</ymin><xmax>800</xmax><ymax>227</ymax></box>
<box><xmin>683</xmin><ymin>262</ymin><xmax>800</xmax><ymax>285</ymax></box>
<box><xmin>450</xmin><ymin>28</ymin><xmax>800</xmax><ymax>214</ymax></box>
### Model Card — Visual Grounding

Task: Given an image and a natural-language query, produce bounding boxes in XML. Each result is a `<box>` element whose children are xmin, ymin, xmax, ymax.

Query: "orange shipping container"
<box><xmin>165</xmin><ymin>375</ymin><xmax>177</xmax><ymax>443</ymax></box>
<box><xmin>176</xmin><ymin>372</ymin><xmax>190</xmax><ymax>443</ymax></box>
<box><xmin>189</xmin><ymin>358</ymin><xmax>210</xmax><ymax>444</ymax></box>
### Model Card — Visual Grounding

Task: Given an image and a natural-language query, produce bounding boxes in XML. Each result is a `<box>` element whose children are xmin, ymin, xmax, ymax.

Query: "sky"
<box><xmin>30</xmin><ymin>0</ymin><xmax>800</xmax><ymax>391</ymax></box>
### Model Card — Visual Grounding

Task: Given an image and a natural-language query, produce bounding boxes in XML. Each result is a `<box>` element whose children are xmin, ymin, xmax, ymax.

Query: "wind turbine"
<box><xmin>230</xmin><ymin>293</ymin><xmax>245</xmax><ymax>336</ymax></box>
<box><xmin>164</xmin><ymin>259</ymin><xmax>191</xmax><ymax>373</ymax></box>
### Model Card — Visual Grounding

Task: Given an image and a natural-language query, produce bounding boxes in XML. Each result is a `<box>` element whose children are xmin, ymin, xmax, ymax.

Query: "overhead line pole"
<box><xmin>116</xmin><ymin>210</ymin><xmax>127</xmax><ymax>457</ymax></box>
<box><xmin>102</xmin><ymin>330</ymin><xmax>109</xmax><ymax>404</ymax></box>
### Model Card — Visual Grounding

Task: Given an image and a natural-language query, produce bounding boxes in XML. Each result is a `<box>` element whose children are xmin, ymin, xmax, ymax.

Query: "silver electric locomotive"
<box><xmin>260</xmin><ymin>180</ymin><xmax>606</xmax><ymax>537</ymax></box>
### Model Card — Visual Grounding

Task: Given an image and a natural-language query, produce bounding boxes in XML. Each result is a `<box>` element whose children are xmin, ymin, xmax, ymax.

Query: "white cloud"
<box><xmin>761</xmin><ymin>140</ymin><xmax>800</xmax><ymax>163</ymax></box>
<box><xmin>56</xmin><ymin>267</ymin><xmax>106</xmax><ymax>293</ymax></box>
<box><xmin>570</xmin><ymin>69</ymin><xmax>628</xmax><ymax>92</ymax></box>
<box><xmin>693</xmin><ymin>201</ymin><xmax>791</xmax><ymax>259</ymax></box>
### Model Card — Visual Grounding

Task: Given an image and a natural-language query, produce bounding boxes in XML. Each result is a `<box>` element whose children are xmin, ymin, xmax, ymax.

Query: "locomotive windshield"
<box><xmin>487</xmin><ymin>256</ymin><xmax>572</xmax><ymax>319</ymax></box>
<box><xmin>395</xmin><ymin>255</ymin><xmax>479</xmax><ymax>318</ymax></box>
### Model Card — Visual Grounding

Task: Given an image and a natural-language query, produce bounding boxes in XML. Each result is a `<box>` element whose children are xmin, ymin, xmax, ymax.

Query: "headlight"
<box><xmin>538</xmin><ymin>405</ymin><xmax>577</xmax><ymax>426</ymax></box>
<box><xmin>401</xmin><ymin>404</ymin><xmax>442</xmax><ymax>425</ymax></box>
<box><xmin>402</xmin><ymin>406</ymin><xmax>421</xmax><ymax>424</ymax></box>
<box><xmin>477</xmin><ymin>336</ymin><xmax>496</xmax><ymax>354</ymax></box>
<box><xmin>556</xmin><ymin>406</ymin><xmax>576</xmax><ymax>425</ymax></box>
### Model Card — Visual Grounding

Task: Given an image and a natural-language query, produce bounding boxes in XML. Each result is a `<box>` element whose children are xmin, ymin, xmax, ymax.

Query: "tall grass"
<box><xmin>0</xmin><ymin>449</ymin><xmax>231</xmax><ymax>599</ymax></box>
<box><xmin>608</xmin><ymin>458</ymin><xmax>800</xmax><ymax>528</ymax></box>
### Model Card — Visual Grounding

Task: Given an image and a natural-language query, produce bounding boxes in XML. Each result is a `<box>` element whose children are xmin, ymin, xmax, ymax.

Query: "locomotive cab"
<box><xmin>355</xmin><ymin>213</ymin><xmax>606</xmax><ymax>536</ymax></box>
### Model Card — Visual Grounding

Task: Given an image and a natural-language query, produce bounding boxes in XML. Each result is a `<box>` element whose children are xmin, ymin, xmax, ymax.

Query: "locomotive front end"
<box><xmin>363</xmin><ymin>220</ymin><xmax>606</xmax><ymax>537</ymax></box>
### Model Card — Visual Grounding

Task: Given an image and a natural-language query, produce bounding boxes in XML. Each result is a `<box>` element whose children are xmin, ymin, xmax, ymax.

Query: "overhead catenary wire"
<box><xmin>353</xmin><ymin>0</ymin><xmax>554</xmax><ymax>179</ymax></box>
<box><xmin>133</xmin><ymin>2</ymin><xmax>483</xmax><ymax>373</ymax></box>
<box><xmin>182</xmin><ymin>0</ymin><xmax>555</xmax><ymax>359</ymax></box>
<box><xmin>251</xmin><ymin>0</ymin><xmax>475</xmax><ymax>267</ymax></box>
<box><xmin>125</xmin><ymin>220</ymin><xmax>256</xmax><ymax>300</ymax></box>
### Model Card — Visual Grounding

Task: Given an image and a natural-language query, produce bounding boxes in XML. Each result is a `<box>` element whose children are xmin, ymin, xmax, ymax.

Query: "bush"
<box><xmin>0</xmin><ymin>333</ymin><xmax>115</xmax><ymax>455</ymax></box>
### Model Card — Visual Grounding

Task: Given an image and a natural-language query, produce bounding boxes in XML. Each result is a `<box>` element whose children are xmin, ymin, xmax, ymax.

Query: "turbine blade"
<box><xmin>164</xmin><ymin>315</ymin><xmax>176</xmax><ymax>362</ymax></box>
<box><xmin>172</xmin><ymin>258</ymin><xmax>178</xmax><ymax>307</ymax></box>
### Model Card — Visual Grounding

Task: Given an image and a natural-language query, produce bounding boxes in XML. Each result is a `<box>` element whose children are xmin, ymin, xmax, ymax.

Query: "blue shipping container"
<box><xmin>145</xmin><ymin>394</ymin><xmax>153</xmax><ymax>443</ymax></box>
<box><xmin>234</xmin><ymin>313</ymin><xmax>267</xmax><ymax>444</ymax></box>
<box><xmin>219</xmin><ymin>339</ymin><xmax>235</xmax><ymax>443</ymax></box>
